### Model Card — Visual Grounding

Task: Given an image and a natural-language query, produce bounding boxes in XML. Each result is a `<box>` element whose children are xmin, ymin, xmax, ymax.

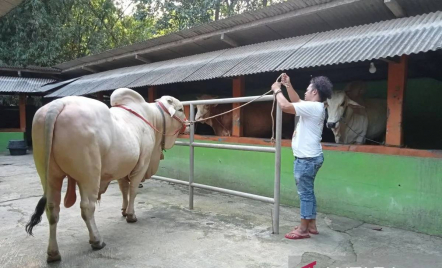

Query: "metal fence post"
<box><xmin>189</xmin><ymin>104</ymin><xmax>195</xmax><ymax>210</ymax></box>
<box><xmin>273</xmin><ymin>103</ymin><xmax>282</xmax><ymax>234</ymax></box>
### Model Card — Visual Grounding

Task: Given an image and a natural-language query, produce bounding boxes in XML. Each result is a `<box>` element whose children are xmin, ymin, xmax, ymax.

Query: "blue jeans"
<box><xmin>294</xmin><ymin>154</ymin><xmax>324</xmax><ymax>220</ymax></box>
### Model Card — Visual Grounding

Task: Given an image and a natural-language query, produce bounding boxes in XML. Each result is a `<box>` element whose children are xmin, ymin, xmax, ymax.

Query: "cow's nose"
<box><xmin>184</xmin><ymin>125</ymin><xmax>190</xmax><ymax>134</ymax></box>
<box><xmin>326</xmin><ymin>122</ymin><xmax>336</xmax><ymax>129</ymax></box>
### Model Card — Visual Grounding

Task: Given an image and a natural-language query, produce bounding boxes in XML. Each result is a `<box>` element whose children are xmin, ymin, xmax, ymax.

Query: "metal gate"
<box><xmin>152</xmin><ymin>95</ymin><xmax>282</xmax><ymax>234</ymax></box>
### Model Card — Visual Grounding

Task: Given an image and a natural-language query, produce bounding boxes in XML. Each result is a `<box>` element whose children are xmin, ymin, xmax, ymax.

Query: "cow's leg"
<box><xmin>125</xmin><ymin>172</ymin><xmax>147</xmax><ymax>223</ymax></box>
<box><xmin>77</xmin><ymin>179</ymin><xmax>105</xmax><ymax>250</ymax></box>
<box><xmin>45</xmin><ymin>174</ymin><xmax>64</xmax><ymax>263</ymax></box>
<box><xmin>118</xmin><ymin>177</ymin><xmax>129</xmax><ymax>217</ymax></box>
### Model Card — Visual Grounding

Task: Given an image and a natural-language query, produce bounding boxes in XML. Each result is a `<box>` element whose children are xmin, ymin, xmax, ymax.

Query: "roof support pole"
<box><xmin>384</xmin><ymin>0</ymin><xmax>406</xmax><ymax>18</ymax></box>
<box><xmin>19</xmin><ymin>94</ymin><xmax>26</xmax><ymax>132</ymax></box>
<box><xmin>232</xmin><ymin>76</ymin><xmax>245</xmax><ymax>137</ymax></box>
<box><xmin>148</xmin><ymin>86</ymin><xmax>157</xmax><ymax>103</ymax></box>
<box><xmin>97</xmin><ymin>92</ymin><xmax>104</xmax><ymax>102</ymax></box>
<box><xmin>184</xmin><ymin>105</ymin><xmax>190</xmax><ymax>121</ymax></box>
<box><xmin>386</xmin><ymin>55</ymin><xmax>408</xmax><ymax>147</ymax></box>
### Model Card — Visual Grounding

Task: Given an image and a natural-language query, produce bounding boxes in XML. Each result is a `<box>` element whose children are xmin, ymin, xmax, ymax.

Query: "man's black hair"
<box><xmin>310</xmin><ymin>76</ymin><xmax>333</xmax><ymax>102</ymax></box>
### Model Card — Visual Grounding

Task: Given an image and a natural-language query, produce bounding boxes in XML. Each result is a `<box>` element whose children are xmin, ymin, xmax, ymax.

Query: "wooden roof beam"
<box><xmin>384</xmin><ymin>0</ymin><xmax>406</xmax><ymax>18</ymax></box>
<box><xmin>220</xmin><ymin>33</ymin><xmax>239</xmax><ymax>47</ymax></box>
<box><xmin>81</xmin><ymin>66</ymin><xmax>99</xmax><ymax>73</ymax></box>
<box><xmin>135</xmin><ymin>54</ymin><xmax>152</xmax><ymax>64</ymax></box>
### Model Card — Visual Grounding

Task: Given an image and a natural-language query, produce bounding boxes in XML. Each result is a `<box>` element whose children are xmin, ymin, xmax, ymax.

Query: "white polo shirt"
<box><xmin>291</xmin><ymin>101</ymin><xmax>325</xmax><ymax>158</ymax></box>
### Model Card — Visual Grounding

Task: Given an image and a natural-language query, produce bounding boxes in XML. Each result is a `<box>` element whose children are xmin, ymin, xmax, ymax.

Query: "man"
<box><xmin>272</xmin><ymin>73</ymin><xmax>333</xmax><ymax>240</ymax></box>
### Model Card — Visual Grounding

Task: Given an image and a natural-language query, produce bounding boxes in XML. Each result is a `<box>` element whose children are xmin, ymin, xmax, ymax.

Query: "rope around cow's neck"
<box><xmin>188</xmin><ymin>74</ymin><xmax>283</xmax><ymax>144</ymax></box>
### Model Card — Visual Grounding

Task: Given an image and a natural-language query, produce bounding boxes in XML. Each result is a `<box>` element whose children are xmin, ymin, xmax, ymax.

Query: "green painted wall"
<box><xmin>158</xmin><ymin>141</ymin><xmax>442</xmax><ymax>236</ymax></box>
<box><xmin>0</xmin><ymin>132</ymin><xmax>23</xmax><ymax>152</ymax></box>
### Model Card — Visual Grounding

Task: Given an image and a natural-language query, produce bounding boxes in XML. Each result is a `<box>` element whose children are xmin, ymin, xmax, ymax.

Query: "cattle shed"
<box><xmin>0</xmin><ymin>66</ymin><xmax>62</xmax><ymax>151</ymax></box>
<box><xmin>20</xmin><ymin>0</ymin><xmax>442</xmax><ymax>236</ymax></box>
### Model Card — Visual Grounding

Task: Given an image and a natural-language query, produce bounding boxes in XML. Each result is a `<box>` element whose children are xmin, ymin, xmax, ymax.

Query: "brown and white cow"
<box><xmin>194</xmin><ymin>95</ymin><xmax>294</xmax><ymax>139</ymax></box>
<box><xmin>326</xmin><ymin>90</ymin><xmax>387</xmax><ymax>144</ymax></box>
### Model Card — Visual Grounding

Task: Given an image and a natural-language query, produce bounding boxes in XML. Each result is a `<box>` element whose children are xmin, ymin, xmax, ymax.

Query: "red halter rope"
<box><xmin>114</xmin><ymin>103</ymin><xmax>187</xmax><ymax>136</ymax></box>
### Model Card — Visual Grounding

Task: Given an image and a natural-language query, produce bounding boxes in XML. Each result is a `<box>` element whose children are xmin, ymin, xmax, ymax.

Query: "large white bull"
<box><xmin>326</xmin><ymin>90</ymin><xmax>387</xmax><ymax>144</ymax></box>
<box><xmin>25</xmin><ymin>88</ymin><xmax>186</xmax><ymax>262</ymax></box>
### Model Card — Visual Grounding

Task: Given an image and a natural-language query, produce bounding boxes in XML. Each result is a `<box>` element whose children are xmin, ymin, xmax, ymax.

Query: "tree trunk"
<box><xmin>215</xmin><ymin>0</ymin><xmax>221</xmax><ymax>20</ymax></box>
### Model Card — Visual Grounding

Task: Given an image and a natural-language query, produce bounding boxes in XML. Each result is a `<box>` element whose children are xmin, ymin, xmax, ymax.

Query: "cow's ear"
<box><xmin>347</xmin><ymin>99</ymin><xmax>364</xmax><ymax>109</ymax></box>
<box><xmin>323</xmin><ymin>101</ymin><xmax>328</xmax><ymax>108</ymax></box>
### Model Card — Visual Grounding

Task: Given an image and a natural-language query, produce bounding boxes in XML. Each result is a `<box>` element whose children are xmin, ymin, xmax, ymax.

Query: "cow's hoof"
<box><xmin>47</xmin><ymin>251</ymin><xmax>61</xmax><ymax>263</ymax></box>
<box><xmin>121</xmin><ymin>209</ymin><xmax>127</xmax><ymax>217</ymax></box>
<box><xmin>90</xmin><ymin>240</ymin><xmax>106</xmax><ymax>250</ymax></box>
<box><xmin>138</xmin><ymin>183</ymin><xmax>143</xmax><ymax>188</ymax></box>
<box><xmin>126</xmin><ymin>214</ymin><xmax>137</xmax><ymax>223</ymax></box>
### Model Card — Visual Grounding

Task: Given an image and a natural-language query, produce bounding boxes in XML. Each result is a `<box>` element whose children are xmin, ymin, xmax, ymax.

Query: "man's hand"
<box><xmin>281</xmin><ymin>73</ymin><xmax>300</xmax><ymax>103</ymax></box>
<box><xmin>282</xmin><ymin>73</ymin><xmax>291</xmax><ymax>88</ymax></box>
<box><xmin>271</xmin><ymin>82</ymin><xmax>281</xmax><ymax>93</ymax></box>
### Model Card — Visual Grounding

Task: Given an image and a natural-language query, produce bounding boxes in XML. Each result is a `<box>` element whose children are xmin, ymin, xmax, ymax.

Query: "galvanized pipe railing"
<box><xmin>152</xmin><ymin>95</ymin><xmax>282</xmax><ymax>234</ymax></box>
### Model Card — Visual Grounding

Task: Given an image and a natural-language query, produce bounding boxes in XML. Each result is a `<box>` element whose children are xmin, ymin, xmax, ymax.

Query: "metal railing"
<box><xmin>152</xmin><ymin>95</ymin><xmax>282</xmax><ymax>234</ymax></box>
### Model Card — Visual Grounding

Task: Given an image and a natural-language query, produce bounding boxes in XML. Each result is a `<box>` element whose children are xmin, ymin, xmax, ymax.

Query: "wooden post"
<box><xmin>232</xmin><ymin>76</ymin><xmax>245</xmax><ymax>137</ymax></box>
<box><xmin>19</xmin><ymin>94</ymin><xmax>26</xmax><ymax>132</ymax></box>
<box><xmin>148</xmin><ymin>86</ymin><xmax>157</xmax><ymax>103</ymax></box>
<box><xmin>97</xmin><ymin>92</ymin><xmax>104</xmax><ymax>102</ymax></box>
<box><xmin>386</xmin><ymin>55</ymin><xmax>408</xmax><ymax>147</ymax></box>
<box><xmin>184</xmin><ymin>105</ymin><xmax>190</xmax><ymax>120</ymax></box>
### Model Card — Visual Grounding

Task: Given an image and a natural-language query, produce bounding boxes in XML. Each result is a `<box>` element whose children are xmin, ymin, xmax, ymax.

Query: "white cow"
<box><xmin>25</xmin><ymin>88</ymin><xmax>186</xmax><ymax>262</ymax></box>
<box><xmin>326</xmin><ymin>90</ymin><xmax>387</xmax><ymax>144</ymax></box>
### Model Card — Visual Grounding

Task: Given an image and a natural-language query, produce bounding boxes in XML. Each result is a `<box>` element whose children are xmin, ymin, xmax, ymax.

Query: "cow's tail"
<box><xmin>26</xmin><ymin>100</ymin><xmax>65</xmax><ymax>236</ymax></box>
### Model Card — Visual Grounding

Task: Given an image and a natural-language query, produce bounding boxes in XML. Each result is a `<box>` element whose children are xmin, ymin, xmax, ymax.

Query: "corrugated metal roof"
<box><xmin>276</xmin><ymin>11</ymin><xmax>442</xmax><ymax>70</ymax></box>
<box><xmin>47</xmin><ymin>11</ymin><xmax>442</xmax><ymax>97</ymax></box>
<box><xmin>129</xmin><ymin>50</ymin><xmax>227</xmax><ymax>87</ymax></box>
<box><xmin>35</xmin><ymin>78</ymin><xmax>79</xmax><ymax>93</ymax></box>
<box><xmin>54</xmin><ymin>0</ymin><xmax>442</xmax><ymax>74</ymax></box>
<box><xmin>55</xmin><ymin>0</ymin><xmax>334</xmax><ymax>71</ymax></box>
<box><xmin>0</xmin><ymin>76</ymin><xmax>55</xmax><ymax>93</ymax></box>
<box><xmin>0</xmin><ymin>65</ymin><xmax>61</xmax><ymax>74</ymax></box>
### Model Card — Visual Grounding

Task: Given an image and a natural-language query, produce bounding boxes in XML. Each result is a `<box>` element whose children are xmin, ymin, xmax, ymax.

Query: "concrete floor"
<box><xmin>0</xmin><ymin>153</ymin><xmax>441</xmax><ymax>268</ymax></box>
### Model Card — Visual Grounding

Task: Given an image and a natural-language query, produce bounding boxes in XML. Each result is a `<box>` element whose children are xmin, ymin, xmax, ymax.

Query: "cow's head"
<box><xmin>195</xmin><ymin>95</ymin><xmax>218</xmax><ymax>124</ymax></box>
<box><xmin>155</xmin><ymin>95</ymin><xmax>187</xmax><ymax>149</ymax></box>
<box><xmin>325</xmin><ymin>90</ymin><xmax>364</xmax><ymax>130</ymax></box>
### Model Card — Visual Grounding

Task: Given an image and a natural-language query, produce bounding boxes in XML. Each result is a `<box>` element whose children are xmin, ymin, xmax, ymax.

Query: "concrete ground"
<box><xmin>0</xmin><ymin>153</ymin><xmax>441</xmax><ymax>268</ymax></box>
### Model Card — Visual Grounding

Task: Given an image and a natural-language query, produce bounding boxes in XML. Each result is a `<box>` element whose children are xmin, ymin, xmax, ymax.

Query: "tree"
<box><xmin>0</xmin><ymin>0</ymin><xmax>283</xmax><ymax>67</ymax></box>
<box><xmin>133</xmin><ymin>0</ymin><xmax>283</xmax><ymax>34</ymax></box>
<box><xmin>0</xmin><ymin>0</ymin><xmax>154</xmax><ymax>67</ymax></box>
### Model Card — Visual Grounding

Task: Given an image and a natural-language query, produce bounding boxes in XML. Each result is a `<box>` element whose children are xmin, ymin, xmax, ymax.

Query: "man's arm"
<box><xmin>282</xmin><ymin>73</ymin><xmax>301</xmax><ymax>103</ymax></box>
<box><xmin>272</xmin><ymin>82</ymin><xmax>296</xmax><ymax>114</ymax></box>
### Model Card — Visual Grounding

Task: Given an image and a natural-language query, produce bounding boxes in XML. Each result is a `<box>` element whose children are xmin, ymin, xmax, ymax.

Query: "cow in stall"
<box><xmin>194</xmin><ymin>95</ymin><xmax>294</xmax><ymax>139</ymax></box>
<box><xmin>325</xmin><ymin>82</ymin><xmax>387</xmax><ymax>144</ymax></box>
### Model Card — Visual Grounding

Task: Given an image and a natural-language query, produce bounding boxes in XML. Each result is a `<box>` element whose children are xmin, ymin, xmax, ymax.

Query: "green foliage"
<box><xmin>0</xmin><ymin>0</ymin><xmax>283</xmax><ymax>67</ymax></box>
<box><xmin>0</xmin><ymin>0</ymin><xmax>155</xmax><ymax>66</ymax></box>
<box><xmin>134</xmin><ymin>0</ymin><xmax>283</xmax><ymax>34</ymax></box>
